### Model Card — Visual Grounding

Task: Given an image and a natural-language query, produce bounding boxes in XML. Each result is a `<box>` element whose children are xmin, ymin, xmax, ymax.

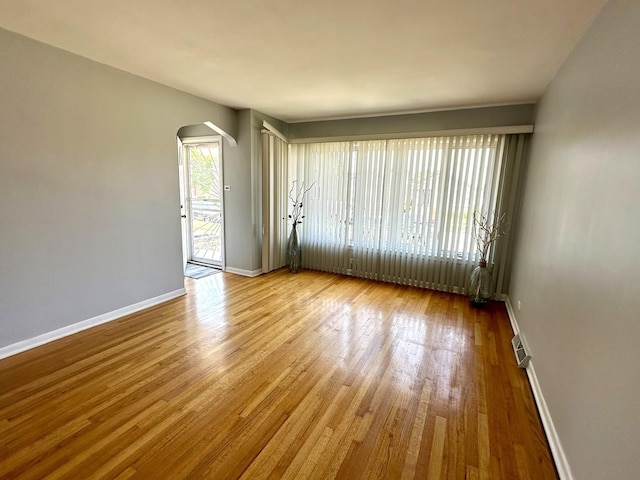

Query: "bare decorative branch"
<box><xmin>286</xmin><ymin>181</ymin><xmax>316</xmax><ymax>226</ymax></box>
<box><xmin>472</xmin><ymin>211</ymin><xmax>510</xmax><ymax>262</ymax></box>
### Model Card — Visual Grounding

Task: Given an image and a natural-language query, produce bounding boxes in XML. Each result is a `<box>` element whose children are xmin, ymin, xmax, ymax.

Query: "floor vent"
<box><xmin>511</xmin><ymin>334</ymin><xmax>531</xmax><ymax>368</ymax></box>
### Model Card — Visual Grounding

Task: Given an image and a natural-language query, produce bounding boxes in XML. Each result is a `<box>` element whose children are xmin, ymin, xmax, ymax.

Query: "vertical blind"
<box><xmin>287</xmin><ymin>134</ymin><xmax>528</xmax><ymax>295</ymax></box>
<box><xmin>261</xmin><ymin>131</ymin><xmax>289</xmax><ymax>272</ymax></box>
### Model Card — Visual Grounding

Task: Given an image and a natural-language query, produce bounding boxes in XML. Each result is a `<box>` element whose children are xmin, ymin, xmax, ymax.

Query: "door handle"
<box><xmin>181</xmin><ymin>215</ymin><xmax>187</xmax><ymax>218</ymax></box>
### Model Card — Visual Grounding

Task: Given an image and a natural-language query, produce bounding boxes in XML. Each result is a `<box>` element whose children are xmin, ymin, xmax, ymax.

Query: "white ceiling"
<box><xmin>0</xmin><ymin>0</ymin><xmax>607</xmax><ymax>122</ymax></box>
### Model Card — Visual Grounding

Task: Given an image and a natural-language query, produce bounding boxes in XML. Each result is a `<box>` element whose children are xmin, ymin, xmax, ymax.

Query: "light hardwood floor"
<box><xmin>0</xmin><ymin>269</ymin><xmax>557</xmax><ymax>479</ymax></box>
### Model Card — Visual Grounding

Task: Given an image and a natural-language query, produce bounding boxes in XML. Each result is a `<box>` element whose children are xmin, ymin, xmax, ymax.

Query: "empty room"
<box><xmin>1</xmin><ymin>1</ymin><xmax>638</xmax><ymax>479</ymax></box>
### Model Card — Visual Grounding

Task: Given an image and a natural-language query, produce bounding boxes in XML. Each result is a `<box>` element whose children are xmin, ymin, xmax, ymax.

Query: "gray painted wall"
<box><xmin>288</xmin><ymin>104</ymin><xmax>534</xmax><ymax>140</ymax></box>
<box><xmin>508</xmin><ymin>1</ymin><xmax>640</xmax><ymax>478</ymax></box>
<box><xmin>222</xmin><ymin>110</ymin><xmax>254</xmax><ymax>272</ymax></box>
<box><xmin>0</xmin><ymin>28</ymin><xmax>238</xmax><ymax>348</ymax></box>
<box><xmin>177</xmin><ymin>124</ymin><xmax>219</xmax><ymax>138</ymax></box>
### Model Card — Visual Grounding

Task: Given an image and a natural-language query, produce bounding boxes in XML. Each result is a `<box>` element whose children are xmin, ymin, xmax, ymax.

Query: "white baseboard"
<box><xmin>504</xmin><ymin>297</ymin><xmax>521</xmax><ymax>337</ymax></box>
<box><xmin>224</xmin><ymin>267</ymin><xmax>263</xmax><ymax>277</ymax></box>
<box><xmin>0</xmin><ymin>288</ymin><xmax>186</xmax><ymax>361</ymax></box>
<box><xmin>525</xmin><ymin>361</ymin><xmax>573</xmax><ymax>480</ymax></box>
<box><xmin>504</xmin><ymin>296</ymin><xmax>574</xmax><ymax>480</ymax></box>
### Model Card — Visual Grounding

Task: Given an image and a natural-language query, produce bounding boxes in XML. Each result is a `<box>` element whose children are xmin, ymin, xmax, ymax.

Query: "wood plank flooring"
<box><xmin>0</xmin><ymin>269</ymin><xmax>558</xmax><ymax>479</ymax></box>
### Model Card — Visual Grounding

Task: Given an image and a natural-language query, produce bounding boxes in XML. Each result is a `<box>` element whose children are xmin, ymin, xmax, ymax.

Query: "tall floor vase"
<box><xmin>468</xmin><ymin>260</ymin><xmax>493</xmax><ymax>307</ymax></box>
<box><xmin>287</xmin><ymin>224</ymin><xmax>301</xmax><ymax>273</ymax></box>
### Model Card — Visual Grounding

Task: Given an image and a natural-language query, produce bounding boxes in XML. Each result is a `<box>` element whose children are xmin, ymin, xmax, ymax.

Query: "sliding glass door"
<box><xmin>184</xmin><ymin>139</ymin><xmax>224</xmax><ymax>268</ymax></box>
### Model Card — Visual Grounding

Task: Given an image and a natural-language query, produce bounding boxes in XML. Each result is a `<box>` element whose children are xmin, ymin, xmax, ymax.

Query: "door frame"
<box><xmin>179</xmin><ymin>135</ymin><xmax>225</xmax><ymax>270</ymax></box>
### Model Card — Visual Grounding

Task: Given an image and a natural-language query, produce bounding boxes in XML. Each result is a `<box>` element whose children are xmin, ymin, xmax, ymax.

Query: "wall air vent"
<box><xmin>511</xmin><ymin>334</ymin><xmax>531</xmax><ymax>368</ymax></box>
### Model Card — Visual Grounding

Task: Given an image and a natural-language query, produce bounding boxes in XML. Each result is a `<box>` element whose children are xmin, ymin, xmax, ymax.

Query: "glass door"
<box><xmin>185</xmin><ymin>140</ymin><xmax>224</xmax><ymax>268</ymax></box>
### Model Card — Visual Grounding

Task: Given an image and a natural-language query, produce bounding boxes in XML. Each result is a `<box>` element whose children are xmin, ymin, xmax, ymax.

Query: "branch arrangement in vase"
<box><xmin>287</xmin><ymin>181</ymin><xmax>315</xmax><ymax>227</ymax></box>
<box><xmin>472</xmin><ymin>210</ymin><xmax>510</xmax><ymax>263</ymax></box>
<box><xmin>284</xmin><ymin>181</ymin><xmax>315</xmax><ymax>274</ymax></box>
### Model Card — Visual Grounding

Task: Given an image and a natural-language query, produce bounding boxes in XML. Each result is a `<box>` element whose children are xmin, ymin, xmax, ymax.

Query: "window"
<box><xmin>295</xmin><ymin>134</ymin><xmax>502</xmax><ymax>248</ymax></box>
<box><xmin>287</xmin><ymin>133</ymin><xmax>526</xmax><ymax>294</ymax></box>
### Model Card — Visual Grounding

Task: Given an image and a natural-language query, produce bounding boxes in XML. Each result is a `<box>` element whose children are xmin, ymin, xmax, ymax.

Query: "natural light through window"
<box><xmin>292</xmin><ymin>135</ymin><xmax>503</xmax><ymax>264</ymax></box>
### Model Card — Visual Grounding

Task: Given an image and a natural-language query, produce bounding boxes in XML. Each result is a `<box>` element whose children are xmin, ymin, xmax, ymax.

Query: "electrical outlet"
<box><xmin>517</xmin><ymin>300</ymin><xmax>522</xmax><ymax>311</ymax></box>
